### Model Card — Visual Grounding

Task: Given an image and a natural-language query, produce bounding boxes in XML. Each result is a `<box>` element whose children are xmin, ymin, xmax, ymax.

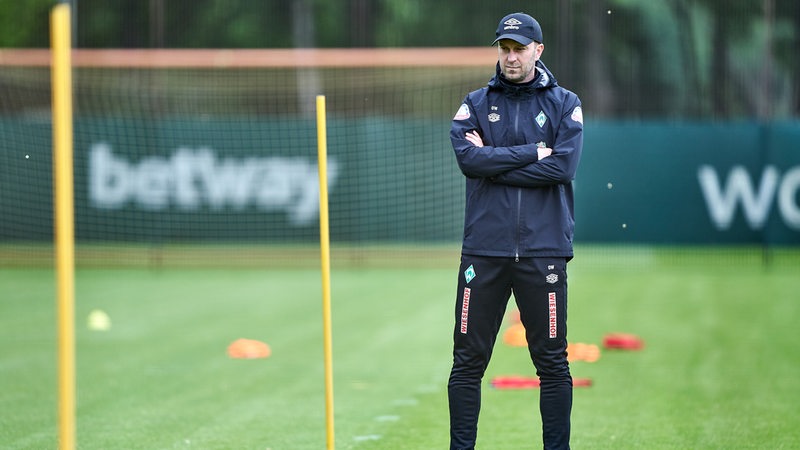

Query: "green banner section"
<box><xmin>1</xmin><ymin>118</ymin><xmax>798</xmax><ymax>245</ymax></box>
<box><xmin>577</xmin><ymin>122</ymin><xmax>800</xmax><ymax>244</ymax></box>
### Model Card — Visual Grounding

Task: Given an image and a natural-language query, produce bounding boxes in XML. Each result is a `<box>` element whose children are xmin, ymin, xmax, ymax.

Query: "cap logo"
<box><xmin>503</xmin><ymin>17</ymin><xmax>522</xmax><ymax>30</ymax></box>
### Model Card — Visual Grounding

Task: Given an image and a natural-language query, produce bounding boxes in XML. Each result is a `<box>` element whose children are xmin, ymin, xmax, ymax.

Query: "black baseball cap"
<box><xmin>492</xmin><ymin>12</ymin><xmax>543</xmax><ymax>46</ymax></box>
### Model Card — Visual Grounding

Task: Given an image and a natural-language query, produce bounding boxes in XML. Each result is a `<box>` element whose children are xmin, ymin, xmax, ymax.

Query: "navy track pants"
<box><xmin>448</xmin><ymin>255</ymin><xmax>572</xmax><ymax>450</ymax></box>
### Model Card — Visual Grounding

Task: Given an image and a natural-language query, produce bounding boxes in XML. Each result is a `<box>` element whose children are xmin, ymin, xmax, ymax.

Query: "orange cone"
<box><xmin>502</xmin><ymin>323</ymin><xmax>528</xmax><ymax>347</ymax></box>
<box><xmin>227</xmin><ymin>338</ymin><xmax>271</xmax><ymax>359</ymax></box>
<box><xmin>567</xmin><ymin>343</ymin><xmax>601</xmax><ymax>363</ymax></box>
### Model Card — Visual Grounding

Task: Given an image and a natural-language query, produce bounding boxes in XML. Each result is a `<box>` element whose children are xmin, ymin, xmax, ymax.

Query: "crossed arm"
<box><xmin>451</xmin><ymin>94</ymin><xmax>583</xmax><ymax>187</ymax></box>
<box><xmin>465</xmin><ymin>130</ymin><xmax>552</xmax><ymax>161</ymax></box>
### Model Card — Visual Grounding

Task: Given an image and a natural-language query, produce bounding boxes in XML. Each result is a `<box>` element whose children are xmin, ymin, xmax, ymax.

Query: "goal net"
<box><xmin>0</xmin><ymin>48</ymin><xmax>495</xmax><ymax>267</ymax></box>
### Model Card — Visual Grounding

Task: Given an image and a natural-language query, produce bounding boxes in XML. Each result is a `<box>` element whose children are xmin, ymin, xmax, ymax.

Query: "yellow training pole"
<box><xmin>316</xmin><ymin>95</ymin><xmax>335</xmax><ymax>450</ymax></box>
<box><xmin>50</xmin><ymin>4</ymin><xmax>76</xmax><ymax>450</ymax></box>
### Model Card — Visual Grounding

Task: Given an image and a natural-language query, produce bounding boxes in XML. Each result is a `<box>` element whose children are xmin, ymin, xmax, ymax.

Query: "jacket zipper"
<box><xmin>515</xmin><ymin>189</ymin><xmax>521</xmax><ymax>262</ymax></box>
<box><xmin>513</xmin><ymin>102</ymin><xmax>521</xmax><ymax>262</ymax></box>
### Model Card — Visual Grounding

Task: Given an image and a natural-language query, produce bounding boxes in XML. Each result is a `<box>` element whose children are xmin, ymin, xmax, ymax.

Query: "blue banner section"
<box><xmin>1</xmin><ymin>118</ymin><xmax>798</xmax><ymax>245</ymax></box>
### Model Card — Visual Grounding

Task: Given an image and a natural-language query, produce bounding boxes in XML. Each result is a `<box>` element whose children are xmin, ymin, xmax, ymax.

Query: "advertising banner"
<box><xmin>1</xmin><ymin>119</ymin><xmax>797</xmax><ymax>245</ymax></box>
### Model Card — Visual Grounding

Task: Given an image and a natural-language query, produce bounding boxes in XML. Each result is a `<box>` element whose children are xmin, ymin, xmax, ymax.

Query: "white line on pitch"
<box><xmin>353</xmin><ymin>434</ymin><xmax>382</xmax><ymax>442</ymax></box>
<box><xmin>374</xmin><ymin>415</ymin><xmax>400</xmax><ymax>422</ymax></box>
<box><xmin>391</xmin><ymin>398</ymin><xmax>419</xmax><ymax>406</ymax></box>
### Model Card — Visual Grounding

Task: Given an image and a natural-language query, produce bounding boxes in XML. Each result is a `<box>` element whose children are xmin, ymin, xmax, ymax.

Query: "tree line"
<box><xmin>1</xmin><ymin>0</ymin><xmax>798</xmax><ymax>118</ymax></box>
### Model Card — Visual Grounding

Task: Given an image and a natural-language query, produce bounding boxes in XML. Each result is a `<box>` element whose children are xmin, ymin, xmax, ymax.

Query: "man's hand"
<box><xmin>537</xmin><ymin>147</ymin><xmax>553</xmax><ymax>160</ymax></box>
<box><xmin>465</xmin><ymin>130</ymin><xmax>484</xmax><ymax>147</ymax></box>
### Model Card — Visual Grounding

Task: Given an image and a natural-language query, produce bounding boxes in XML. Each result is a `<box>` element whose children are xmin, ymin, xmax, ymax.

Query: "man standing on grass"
<box><xmin>447</xmin><ymin>12</ymin><xmax>583</xmax><ymax>450</ymax></box>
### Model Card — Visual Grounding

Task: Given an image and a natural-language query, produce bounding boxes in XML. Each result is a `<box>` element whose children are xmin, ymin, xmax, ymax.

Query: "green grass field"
<box><xmin>2</xmin><ymin>246</ymin><xmax>799</xmax><ymax>449</ymax></box>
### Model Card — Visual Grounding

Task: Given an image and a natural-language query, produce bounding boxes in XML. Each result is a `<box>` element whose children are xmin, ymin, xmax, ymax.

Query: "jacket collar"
<box><xmin>488</xmin><ymin>60</ymin><xmax>558</xmax><ymax>97</ymax></box>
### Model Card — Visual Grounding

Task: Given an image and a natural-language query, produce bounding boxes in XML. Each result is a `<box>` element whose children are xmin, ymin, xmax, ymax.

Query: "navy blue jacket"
<box><xmin>451</xmin><ymin>61</ymin><xmax>583</xmax><ymax>259</ymax></box>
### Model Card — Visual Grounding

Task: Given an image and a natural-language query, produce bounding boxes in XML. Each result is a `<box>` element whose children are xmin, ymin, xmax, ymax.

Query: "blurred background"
<box><xmin>1</xmin><ymin>0</ymin><xmax>798</xmax><ymax>265</ymax></box>
<box><xmin>3</xmin><ymin>0</ymin><xmax>799</xmax><ymax>119</ymax></box>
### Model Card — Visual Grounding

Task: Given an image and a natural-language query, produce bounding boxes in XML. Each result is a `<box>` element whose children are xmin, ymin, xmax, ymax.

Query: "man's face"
<box><xmin>497</xmin><ymin>39</ymin><xmax>543</xmax><ymax>84</ymax></box>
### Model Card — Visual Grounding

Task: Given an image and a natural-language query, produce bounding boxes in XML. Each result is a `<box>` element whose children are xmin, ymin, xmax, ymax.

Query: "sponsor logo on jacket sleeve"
<box><xmin>571</xmin><ymin>106</ymin><xmax>583</xmax><ymax>125</ymax></box>
<box><xmin>454</xmin><ymin>103</ymin><xmax>471</xmax><ymax>120</ymax></box>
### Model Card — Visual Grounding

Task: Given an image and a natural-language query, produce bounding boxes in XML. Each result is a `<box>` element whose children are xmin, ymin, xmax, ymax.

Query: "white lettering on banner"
<box><xmin>697</xmin><ymin>165</ymin><xmax>800</xmax><ymax>231</ymax></box>
<box><xmin>89</xmin><ymin>143</ymin><xmax>338</xmax><ymax>226</ymax></box>
<box><xmin>778</xmin><ymin>168</ymin><xmax>800</xmax><ymax>228</ymax></box>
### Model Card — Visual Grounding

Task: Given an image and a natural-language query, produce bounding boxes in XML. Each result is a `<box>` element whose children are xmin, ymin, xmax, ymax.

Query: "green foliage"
<box><xmin>2</xmin><ymin>247</ymin><xmax>800</xmax><ymax>448</ymax></box>
<box><xmin>0</xmin><ymin>0</ymin><xmax>54</xmax><ymax>47</ymax></box>
<box><xmin>0</xmin><ymin>0</ymin><xmax>798</xmax><ymax>117</ymax></box>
